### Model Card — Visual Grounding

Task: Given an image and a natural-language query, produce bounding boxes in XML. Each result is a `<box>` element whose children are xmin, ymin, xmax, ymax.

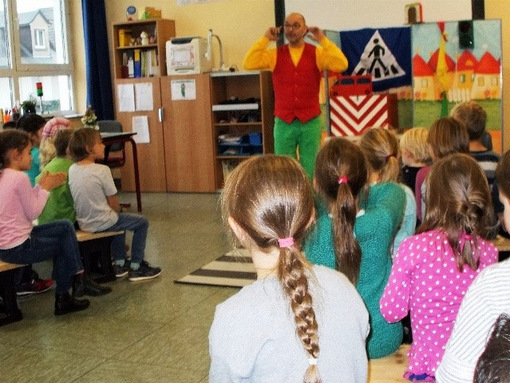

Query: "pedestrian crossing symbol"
<box><xmin>353</xmin><ymin>30</ymin><xmax>406</xmax><ymax>81</ymax></box>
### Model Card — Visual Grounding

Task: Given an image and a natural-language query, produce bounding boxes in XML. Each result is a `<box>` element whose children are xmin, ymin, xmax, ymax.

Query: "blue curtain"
<box><xmin>81</xmin><ymin>0</ymin><xmax>114</xmax><ymax>120</ymax></box>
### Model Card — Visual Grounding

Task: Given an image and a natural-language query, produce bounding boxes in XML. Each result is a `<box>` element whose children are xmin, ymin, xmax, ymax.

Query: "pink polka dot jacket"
<box><xmin>380</xmin><ymin>229</ymin><xmax>498</xmax><ymax>379</ymax></box>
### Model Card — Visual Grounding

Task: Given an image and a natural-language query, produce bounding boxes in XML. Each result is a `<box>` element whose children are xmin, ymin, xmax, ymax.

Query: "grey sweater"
<box><xmin>209</xmin><ymin>265</ymin><xmax>369</xmax><ymax>382</ymax></box>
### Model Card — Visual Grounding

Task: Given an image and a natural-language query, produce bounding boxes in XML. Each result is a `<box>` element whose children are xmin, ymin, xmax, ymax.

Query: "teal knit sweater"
<box><xmin>304</xmin><ymin>182</ymin><xmax>405</xmax><ymax>358</ymax></box>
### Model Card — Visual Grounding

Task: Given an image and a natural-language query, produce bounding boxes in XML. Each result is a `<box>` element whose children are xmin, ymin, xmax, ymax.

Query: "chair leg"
<box><xmin>0</xmin><ymin>269</ymin><xmax>23</xmax><ymax>326</ymax></box>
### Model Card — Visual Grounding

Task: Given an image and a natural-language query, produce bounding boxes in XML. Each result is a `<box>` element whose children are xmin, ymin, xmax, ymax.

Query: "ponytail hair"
<box><xmin>359</xmin><ymin>127</ymin><xmax>400</xmax><ymax>183</ymax></box>
<box><xmin>314</xmin><ymin>138</ymin><xmax>367</xmax><ymax>284</ymax></box>
<box><xmin>0</xmin><ymin>129</ymin><xmax>30</xmax><ymax>171</ymax></box>
<box><xmin>419</xmin><ymin>153</ymin><xmax>494</xmax><ymax>271</ymax></box>
<box><xmin>221</xmin><ymin>155</ymin><xmax>321</xmax><ymax>382</ymax></box>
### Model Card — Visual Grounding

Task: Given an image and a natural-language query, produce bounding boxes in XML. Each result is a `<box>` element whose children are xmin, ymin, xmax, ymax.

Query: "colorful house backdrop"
<box><xmin>411</xmin><ymin>20</ymin><xmax>502</xmax><ymax>135</ymax></box>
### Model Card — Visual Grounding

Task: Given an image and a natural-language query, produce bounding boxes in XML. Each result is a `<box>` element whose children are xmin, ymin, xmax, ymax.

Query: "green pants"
<box><xmin>274</xmin><ymin>116</ymin><xmax>321</xmax><ymax>179</ymax></box>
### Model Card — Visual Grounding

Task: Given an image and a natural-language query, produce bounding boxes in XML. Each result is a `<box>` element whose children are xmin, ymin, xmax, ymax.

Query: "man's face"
<box><xmin>283</xmin><ymin>14</ymin><xmax>307</xmax><ymax>46</ymax></box>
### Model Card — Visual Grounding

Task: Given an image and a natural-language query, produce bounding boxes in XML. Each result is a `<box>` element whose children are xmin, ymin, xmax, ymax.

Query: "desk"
<box><xmin>100</xmin><ymin>132</ymin><xmax>142</xmax><ymax>212</ymax></box>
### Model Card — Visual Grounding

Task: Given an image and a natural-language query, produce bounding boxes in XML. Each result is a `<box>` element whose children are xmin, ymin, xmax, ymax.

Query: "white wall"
<box><xmin>284</xmin><ymin>0</ymin><xmax>472</xmax><ymax>31</ymax></box>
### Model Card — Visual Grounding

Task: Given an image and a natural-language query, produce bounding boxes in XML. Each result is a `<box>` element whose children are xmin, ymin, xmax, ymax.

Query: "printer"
<box><xmin>166</xmin><ymin>36</ymin><xmax>213</xmax><ymax>75</ymax></box>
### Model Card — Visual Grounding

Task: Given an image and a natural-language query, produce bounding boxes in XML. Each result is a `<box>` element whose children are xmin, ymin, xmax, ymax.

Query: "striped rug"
<box><xmin>175</xmin><ymin>248</ymin><xmax>256</xmax><ymax>288</ymax></box>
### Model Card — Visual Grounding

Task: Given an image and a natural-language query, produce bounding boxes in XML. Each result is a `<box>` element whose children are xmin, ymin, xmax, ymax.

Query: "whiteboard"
<box><xmin>283</xmin><ymin>0</ymin><xmax>473</xmax><ymax>31</ymax></box>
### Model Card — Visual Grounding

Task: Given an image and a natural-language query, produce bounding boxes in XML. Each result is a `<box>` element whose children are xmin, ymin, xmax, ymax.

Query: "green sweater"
<box><xmin>36</xmin><ymin>157</ymin><xmax>75</xmax><ymax>225</ymax></box>
<box><xmin>304</xmin><ymin>182</ymin><xmax>405</xmax><ymax>358</ymax></box>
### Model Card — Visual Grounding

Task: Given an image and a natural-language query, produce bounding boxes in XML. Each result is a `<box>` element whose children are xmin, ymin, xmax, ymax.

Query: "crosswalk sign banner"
<box><xmin>339</xmin><ymin>27</ymin><xmax>412</xmax><ymax>92</ymax></box>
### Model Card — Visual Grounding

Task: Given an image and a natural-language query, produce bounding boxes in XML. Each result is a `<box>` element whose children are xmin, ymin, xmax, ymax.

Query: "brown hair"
<box><xmin>419</xmin><ymin>153</ymin><xmax>493</xmax><ymax>271</ymax></box>
<box><xmin>495</xmin><ymin>150</ymin><xmax>510</xmax><ymax>200</ymax></box>
<box><xmin>399</xmin><ymin>127</ymin><xmax>431</xmax><ymax>164</ymax></box>
<box><xmin>69</xmin><ymin>127</ymin><xmax>101</xmax><ymax>162</ymax></box>
<box><xmin>451</xmin><ymin>101</ymin><xmax>487</xmax><ymax>141</ymax></box>
<box><xmin>427</xmin><ymin>117</ymin><xmax>469</xmax><ymax>160</ymax></box>
<box><xmin>359</xmin><ymin>127</ymin><xmax>400</xmax><ymax>183</ymax></box>
<box><xmin>221</xmin><ymin>155</ymin><xmax>321</xmax><ymax>383</ymax></box>
<box><xmin>54</xmin><ymin>129</ymin><xmax>74</xmax><ymax>158</ymax></box>
<box><xmin>0</xmin><ymin>129</ymin><xmax>30</xmax><ymax>170</ymax></box>
<box><xmin>314</xmin><ymin>137</ymin><xmax>367</xmax><ymax>284</ymax></box>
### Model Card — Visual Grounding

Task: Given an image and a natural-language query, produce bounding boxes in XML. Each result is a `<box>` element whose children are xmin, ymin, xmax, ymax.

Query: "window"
<box><xmin>0</xmin><ymin>0</ymin><xmax>74</xmax><ymax>115</ymax></box>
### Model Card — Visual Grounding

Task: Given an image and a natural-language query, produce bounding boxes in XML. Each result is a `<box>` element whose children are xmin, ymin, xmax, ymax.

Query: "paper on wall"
<box><xmin>117</xmin><ymin>84</ymin><xmax>135</xmax><ymax>112</ymax></box>
<box><xmin>134</xmin><ymin>82</ymin><xmax>154</xmax><ymax>111</ymax></box>
<box><xmin>171</xmin><ymin>79</ymin><xmax>196</xmax><ymax>100</ymax></box>
<box><xmin>132</xmin><ymin>115</ymin><xmax>150</xmax><ymax>144</ymax></box>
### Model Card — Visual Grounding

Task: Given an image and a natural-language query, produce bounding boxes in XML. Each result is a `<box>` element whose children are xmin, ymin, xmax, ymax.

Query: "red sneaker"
<box><xmin>16</xmin><ymin>278</ymin><xmax>54</xmax><ymax>296</ymax></box>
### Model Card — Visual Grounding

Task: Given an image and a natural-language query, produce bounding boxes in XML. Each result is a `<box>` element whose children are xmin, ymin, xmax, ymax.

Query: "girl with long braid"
<box><xmin>209</xmin><ymin>155</ymin><xmax>369</xmax><ymax>382</ymax></box>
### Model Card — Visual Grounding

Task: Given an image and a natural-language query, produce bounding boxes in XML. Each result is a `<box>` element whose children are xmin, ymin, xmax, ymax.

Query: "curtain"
<box><xmin>81</xmin><ymin>0</ymin><xmax>114</xmax><ymax>120</ymax></box>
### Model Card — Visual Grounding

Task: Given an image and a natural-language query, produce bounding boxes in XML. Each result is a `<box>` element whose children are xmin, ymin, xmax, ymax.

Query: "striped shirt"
<box><xmin>436</xmin><ymin>259</ymin><xmax>510</xmax><ymax>383</ymax></box>
<box><xmin>470</xmin><ymin>150</ymin><xmax>500</xmax><ymax>189</ymax></box>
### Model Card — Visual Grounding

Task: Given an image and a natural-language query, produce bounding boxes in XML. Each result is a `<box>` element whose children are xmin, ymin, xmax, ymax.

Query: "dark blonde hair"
<box><xmin>495</xmin><ymin>150</ymin><xmax>510</xmax><ymax>200</ymax></box>
<box><xmin>359</xmin><ymin>127</ymin><xmax>400</xmax><ymax>182</ymax></box>
<box><xmin>69</xmin><ymin>127</ymin><xmax>101</xmax><ymax>162</ymax></box>
<box><xmin>314</xmin><ymin>137</ymin><xmax>367</xmax><ymax>284</ymax></box>
<box><xmin>399</xmin><ymin>127</ymin><xmax>431</xmax><ymax>164</ymax></box>
<box><xmin>427</xmin><ymin>117</ymin><xmax>469</xmax><ymax>159</ymax></box>
<box><xmin>451</xmin><ymin>101</ymin><xmax>487</xmax><ymax>141</ymax></box>
<box><xmin>419</xmin><ymin>153</ymin><xmax>493</xmax><ymax>271</ymax></box>
<box><xmin>221</xmin><ymin>155</ymin><xmax>321</xmax><ymax>383</ymax></box>
<box><xmin>0</xmin><ymin>129</ymin><xmax>30</xmax><ymax>170</ymax></box>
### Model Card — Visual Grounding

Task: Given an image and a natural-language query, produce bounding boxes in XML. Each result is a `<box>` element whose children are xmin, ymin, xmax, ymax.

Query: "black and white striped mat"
<box><xmin>175</xmin><ymin>249</ymin><xmax>256</xmax><ymax>288</ymax></box>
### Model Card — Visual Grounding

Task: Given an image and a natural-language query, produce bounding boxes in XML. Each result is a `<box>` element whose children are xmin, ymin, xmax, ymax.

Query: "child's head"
<box><xmin>39</xmin><ymin>117</ymin><xmax>72</xmax><ymax>167</ymax></box>
<box><xmin>314</xmin><ymin>137</ymin><xmax>366</xmax><ymax>284</ymax></box>
<box><xmin>427</xmin><ymin>117</ymin><xmax>469</xmax><ymax>160</ymax></box>
<box><xmin>221</xmin><ymin>155</ymin><xmax>320</xmax><ymax>379</ymax></box>
<box><xmin>421</xmin><ymin>153</ymin><xmax>493</xmax><ymax>271</ymax></box>
<box><xmin>359</xmin><ymin>127</ymin><xmax>400</xmax><ymax>183</ymax></box>
<box><xmin>53</xmin><ymin>129</ymin><xmax>74</xmax><ymax>158</ymax></box>
<box><xmin>474</xmin><ymin>313</ymin><xmax>510</xmax><ymax>383</ymax></box>
<box><xmin>16</xmin><ymin>114</ymin><xmax>46</xmax><ymax>148</ymax></box>
<box><xmin>495</xmin><ymin>150</ymin><xmax>510</xmax><ymax>229</ymax></box>
<box><xmin>399</xmin><ymin>127</ymin><xmax>431</xmax><ymax>166</ymax></box>
<box><xmin>0</xmin><ymin>129</ymin><xmax>31</xmax><ymax>170</ymax></box>
<box><xmin>69</xmin><ymin>127</ymin><xmax>103</xmax><ymax>162</ymax></box>
<box><xmin>2</xmin><ymin>121</ymin><xmax>17</xmax><ymax>130</ymax></box>
<box><xmin>451</xmin><ymin>101</ymin><xmax>487</xmax><ymax>141</ymax></box>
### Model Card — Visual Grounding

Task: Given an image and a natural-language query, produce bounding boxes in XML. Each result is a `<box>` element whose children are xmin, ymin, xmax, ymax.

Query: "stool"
<box><xmin>0</xmin><ymin>261</ymin><xmax>25</xmax><ymax>327</ymax></box>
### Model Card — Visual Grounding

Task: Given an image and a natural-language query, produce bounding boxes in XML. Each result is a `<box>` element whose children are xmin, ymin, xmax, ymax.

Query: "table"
<box><xmin>100</xmin><ymin>132</ymin><xmax>142</xmax><ymax>212</ymax></box>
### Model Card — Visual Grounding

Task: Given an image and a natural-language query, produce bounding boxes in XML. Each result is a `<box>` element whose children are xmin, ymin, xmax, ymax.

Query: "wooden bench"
<box><xmin>76</xmin><ymin>230</ymin><xmax>124</xmax><ymax>283</ymax></box>
<box><xmin>368</xmin><ymin>344</ymin><xmax>409</xmax><ymax>382</ymax></box>
<box><xmin>0</xmin><ymin>261</ymin><xmax>25</xmax><ymax>327</ymax></box>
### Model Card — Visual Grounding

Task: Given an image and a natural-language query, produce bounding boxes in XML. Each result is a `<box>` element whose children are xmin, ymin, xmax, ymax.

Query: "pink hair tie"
<box><xmin>386</xmin><ymin>154</ymin><xmax>395</xmax><ymax>162</ymax></box>
<box><xmin>337</xmin><ymin>175</ymin><xmax>348</xmax><ymax>184</ymax></box>
<box><xmin>278</xmin><ymin>237</ymin><xmax>294</xmax><ymax>248</ymax></box>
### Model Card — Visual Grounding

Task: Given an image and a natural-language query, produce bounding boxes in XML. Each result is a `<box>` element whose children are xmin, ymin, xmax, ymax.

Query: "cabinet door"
<box><xmin>113</xmin><ymin>77</ymin><xmax>167</xmax><ymax>192</ymax></box>
<box><xmin>160</xmin><ymin>74</ymin><xmax>215</xmax><ymax>192</ymax></box>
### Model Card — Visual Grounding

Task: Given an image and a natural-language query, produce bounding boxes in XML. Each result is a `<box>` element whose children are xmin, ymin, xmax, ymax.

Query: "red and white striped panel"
<box><xmin>330</xmin><ymin>94</ymin><xmax>391</xmax><ymax>137</ymax></box>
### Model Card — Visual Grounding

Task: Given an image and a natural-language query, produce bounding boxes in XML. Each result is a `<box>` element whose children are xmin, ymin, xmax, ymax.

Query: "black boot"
<box><xmin>54</xmin><ymin>292</ymin><xmax>90</xmax><ymax>316</ymax></box>
<box><xmin>73</xmin><ymin>274</ymin><xmax>112</xmax><ymax>297</ymax></box>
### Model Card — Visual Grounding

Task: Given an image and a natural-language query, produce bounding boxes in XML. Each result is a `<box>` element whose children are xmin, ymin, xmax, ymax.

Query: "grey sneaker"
<box><xmin>128</xmin><ymin>262</ymin><xmax>161</xmax><ymax>282</ymax></box>
<box><xmin>113</xmin><ymin>263</ymin><xmax>129</xmax><ymax>278</ymax></box>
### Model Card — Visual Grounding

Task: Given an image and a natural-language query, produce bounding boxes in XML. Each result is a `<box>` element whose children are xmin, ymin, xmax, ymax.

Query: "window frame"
<box><xmin>0</xmin><ymin>0</ymin><xmax>75</xmax><ymax>112</ymax></box>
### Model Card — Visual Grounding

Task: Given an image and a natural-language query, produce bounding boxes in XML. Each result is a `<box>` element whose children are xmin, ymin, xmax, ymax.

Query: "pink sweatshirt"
<box><xmin>0</xmin><ymin>169</ymin><xmax>49</xmax><ymax>249</ymax></box>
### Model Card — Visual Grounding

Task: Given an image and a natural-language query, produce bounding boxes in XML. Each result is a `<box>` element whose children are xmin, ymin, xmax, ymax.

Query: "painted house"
<box><xmin>428</xmin><ymin>49</ymin><xmax>456</xmax><ymax>100</ymax></box>
<box><xmin>455</xmin><ymin>50</ymin><xmax>477</xmax><ymax>90</ymax></box>
<box><xmin>471</xmin><ymin>51</ymin><xmax>501</xmax><ymax>100</ymax></box>
<box><xmin>412</xmin><ymin>54</ymin><xmax>435</xmax><ymax>100</ymax></box>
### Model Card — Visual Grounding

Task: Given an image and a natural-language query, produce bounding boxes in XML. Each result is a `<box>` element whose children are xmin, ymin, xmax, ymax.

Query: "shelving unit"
<box><xmin>210</xmin><ymin>70</ymin><xmax>274</xmax><ymax>189</ymax></box>
<box><xmin>112</xmin><ymin>19</ymin><xmax>175</xmax><ymax>79</ymax></box>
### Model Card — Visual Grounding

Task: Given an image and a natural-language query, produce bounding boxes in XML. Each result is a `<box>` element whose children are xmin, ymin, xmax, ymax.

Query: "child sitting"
<box><xmin>68</xmin><ymin>128</ymin><xmax>161</xmax><ymax>281</ymax></box>
<box><xmin>209</xmin><ymin>155</ymin><xmax>369</xmax><ymax>381</ymax></box>
<box><xmin>39</xmin><ymin>117</ymin><xmax>71</xmax><ymax>168</ymax></box>
<box><xmin>0</xmin><ymin>129</ymin><xmax>90</xmax><ymax>316</ymax></box>
<box><xmin>380</xmin><ymin>153</ymin><xmax>498</xmax><ymax>381</ymax></box>
<box><xmin>399</xmin><ymin>127</ymin><xmax>431</xmax><ymax>199</ymax></box>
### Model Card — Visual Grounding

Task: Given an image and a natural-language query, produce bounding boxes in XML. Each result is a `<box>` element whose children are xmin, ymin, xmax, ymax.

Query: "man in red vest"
<box><xmin>243</xmin><ymin>12</ymin><xmax>348</xmax><ymax>178</ymax></box>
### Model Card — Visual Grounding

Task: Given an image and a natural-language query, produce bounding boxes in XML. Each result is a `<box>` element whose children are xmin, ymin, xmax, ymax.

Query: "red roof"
<box><xmin>413</xmin><ymin>54</ymin><xmax>434</xmax><ymax>76</ymax></box>
<box><xmin>456</xmin><ymin>50</ymin><xmax>478</xmax><ymax>71</ymax></box>
<box><xmin>475</xmin><ymin>52</ymin><xmax>500</xmax><ymax>74</ymax></box>
<box><xmin>428</xmin><ymin>50</ymin><xmax>456</xmax><ymax>71</ymax></box>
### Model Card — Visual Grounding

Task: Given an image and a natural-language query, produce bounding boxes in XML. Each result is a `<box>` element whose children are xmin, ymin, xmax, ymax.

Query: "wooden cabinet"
<box><xmin>210</xmin><ymin>70</ymin><xmax>274</xmax><ymax>189</ymax></box>
<box><xmin>112</xmin><ymin>19</ymin><xmax>175</xmax><ymax>79</ymax></box>
<box><xmin>160</xmin><ymin>75</ymin><xmax>216</xmax><ymax>192</ymax></box>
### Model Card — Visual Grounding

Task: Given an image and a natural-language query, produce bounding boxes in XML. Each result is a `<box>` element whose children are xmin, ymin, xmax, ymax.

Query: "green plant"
<box><xmin>21</xmin><ymin>98</ymin><xmax>37</xmax><ymax>110</ymax></box>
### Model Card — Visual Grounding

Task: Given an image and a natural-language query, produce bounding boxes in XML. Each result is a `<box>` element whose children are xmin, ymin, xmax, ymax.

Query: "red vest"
<box><xmin>272</xmin><ymin>43</ymin><xmax>321</xmax><ymax>124</ymax></box>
